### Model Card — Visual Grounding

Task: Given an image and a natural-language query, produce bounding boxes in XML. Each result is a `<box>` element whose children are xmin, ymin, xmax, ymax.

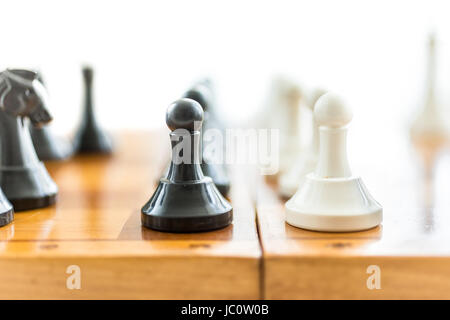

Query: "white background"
<box><xmin>0</xmin><ymin>0</ymin><xmax>449</xmax><ymax>172</ymax></box>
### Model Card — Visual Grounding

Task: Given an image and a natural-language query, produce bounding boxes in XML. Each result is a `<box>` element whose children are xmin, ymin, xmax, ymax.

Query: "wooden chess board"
<box><xmin>0</xmin><ymin>132</ymin><xmax>260</xmax><ymax>299</ymax></box>
<box><xmin>258</xmin><ymin>138</ymin><xmax>450</xmax><ymax>299</ymax></box>
<box><xmin>0</xmin><ymin>131</ymin><xmax>449</xmax><ymax>299</ymax></box>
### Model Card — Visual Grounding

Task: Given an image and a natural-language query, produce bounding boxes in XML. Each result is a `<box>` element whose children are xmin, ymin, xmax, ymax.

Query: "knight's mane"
<box><xmin>0</xmin><ymin>69</ymin><xmax>37</xmax><ymax>110</ymax></box>
<box><xmin>0</xmin><ymin>72</ymin><xmax>13</xmax><ymax>109</ymax></box>
<box><xmin>3</xmin><ymin>69</ymin><xmax>36</xmax><ymax>87</ymax></box>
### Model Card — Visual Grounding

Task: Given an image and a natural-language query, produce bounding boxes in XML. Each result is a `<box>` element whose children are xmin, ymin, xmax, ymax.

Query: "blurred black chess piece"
<box><xmin>28</xmin><ymin>73</ymin><xmax>73</xmax><ymax>160</ymax></box>
<box><xmin>0</xmin><ymin>69</ymin><xmax>58</xmax><ymax>210</ymax></box>
<box><xmin>73</xmin><ymin>66</ymin><xmax>112</xmax><ymax>154</ymax></box>
<box><xmin>183</xmin><ymin>83</ymin><xmax>230</xmax><ymax>197</ymax></box>
<box><xmin>0</xmin><ymin>190</ymin><xmax>13</xmax><ymax>227</ymax></box>
<box><xmin>142</xmin><ymin>98</ymin><xmax>233</xmax><ymax>232</ymax></box>
<box><xmin>193</xmin><ymin>78</ymin><xmax>225</xmax><ymax>131</ymax></box>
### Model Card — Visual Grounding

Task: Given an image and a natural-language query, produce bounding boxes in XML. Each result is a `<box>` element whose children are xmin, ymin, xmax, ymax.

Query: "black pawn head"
<box><xmin>82</xmin><ymin>66</ymin><xmax>93</xmax><ymax>84</ymax></box>
<box><xmin>196</xmin><ymin>78</ymin><xmax>215</xmax><ymax>99</ymax></box>
<box><xmin>183</xmin><ymin>85</ymin><xmax>213</xmax><ymax>112</ymax></box>
<box><xmin>166</xmin><ymin>98</ymin><xmax>203</xmax><ymax>132</ymax></box>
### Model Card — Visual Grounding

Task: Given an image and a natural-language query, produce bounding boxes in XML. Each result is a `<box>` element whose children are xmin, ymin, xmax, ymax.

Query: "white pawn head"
<box><xmin>285</xmin><ymin>92</ymin><xmax>383</xmax><ymax>232</ymax></box>
<box><xmin>314</xmin><ymin>93</ymin><xmax>353</xmax><ymax>128</ymax></box>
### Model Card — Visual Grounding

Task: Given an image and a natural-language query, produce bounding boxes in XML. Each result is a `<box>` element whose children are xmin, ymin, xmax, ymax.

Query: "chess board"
<box><xmin>1</xmin><ymin>131</ymin><xmax>450</xmax><ymax>299</ymax></box>
<box><xmin>257</xmin><ymin>138</ymin><xmax>450</xmax><ymax>299</ymax></box>
<box><xmin>0</xmin><ymin>132</ymin><xmax>260</xmax><ymax>299</ymax></box>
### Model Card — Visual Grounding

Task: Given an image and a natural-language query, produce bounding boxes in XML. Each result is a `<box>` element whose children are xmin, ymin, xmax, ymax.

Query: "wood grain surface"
<box><xmin>0</xmin><ymin>131</ymin><xmax>261</xmax><ymax>299</ymax></box>
<box><xmin>1</xmin><ymin>131</ymin><xmax>450</xmax><ymax>299</ymax></box>
<box><xmin>257</xmin><ymin>138</ymin><xmax>450</xmax><ymax>299</ymax></box>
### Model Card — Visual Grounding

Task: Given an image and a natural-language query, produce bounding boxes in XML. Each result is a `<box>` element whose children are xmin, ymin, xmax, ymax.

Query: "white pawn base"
<box><xmin>279</xmin><ymin>152</ymin><xmax>317</xmax><ymax>198</ymax></box>
<box><xmin>285</xmin><ymin>174</ymin><xmax>382</xmax><ymax>232</ymax></box>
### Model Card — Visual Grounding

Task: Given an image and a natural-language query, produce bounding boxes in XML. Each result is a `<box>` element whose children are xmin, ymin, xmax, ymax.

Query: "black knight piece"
<box><xmin>183</xmin><ymin>84</ymin><xmax>230</xmax><ymax>196</ymax></box>
<box><xmin>28</xmin><ymin>73</ymin><xmax>72</xmax><ymax>160</ymax></box>
<box><xmin>73</xmin><ymin>66</ymin><xmax>112</xmax><ymax>154</ymax></box>
<box><xmin>0</xmin><ymin>69</ymin><xmax>58</xmax><ymax>210</ymax></box>
<box><xmin>142</xmin><ymin>98</ymin><xmax>233</xmax><ymax>233</ymax></box>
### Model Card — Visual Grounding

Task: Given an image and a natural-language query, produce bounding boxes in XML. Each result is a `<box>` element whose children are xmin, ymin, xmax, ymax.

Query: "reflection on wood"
<box><xmin>258</xmin><ymin>137</ymin><xmax>450</xmax><ymax>299</ymax></box>
<box><xmin>0</xmin><ymin>131</ymin><xmax>260</xmax><ymax>299</ymax></box>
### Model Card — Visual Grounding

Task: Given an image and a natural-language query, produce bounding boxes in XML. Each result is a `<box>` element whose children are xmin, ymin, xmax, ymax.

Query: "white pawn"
<box><xmin>279</xmin><ymin>88</ymin><xmax>326</xmax><ymax>198</ymax></box>
<box><xmin>285</xmin><ymin>93</ymin><xmax>382</xmax><ymax>232</ymax></box>
<box><xmin>410</xmin><ymin>33</ymin><xmax>448</xmax><ymax>144</ymax></box>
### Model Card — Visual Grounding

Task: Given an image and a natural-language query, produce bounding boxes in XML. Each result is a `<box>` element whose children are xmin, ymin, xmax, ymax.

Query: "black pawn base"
<box><xmin>30</xmin><ymin>126</ymin><xmax>72</xmax><ymax>161</ymax></box>
<box><xmin>74</xmin><ymin>127</ymin><xmax>113</xmax><ymax>154</ymax></box>
<box><xmin>0</xmin><ymin>162</ymin><xmax>58</xmax><ymax>211</ymax></box>
<box><xmin>201</xmin><ymin>163</ymin><xmax>230</xmax><ymax>197</ymax></box>
<box><xmin>141</xmin><ymin>178</ymin><xmax>233</xmax><ymax>233</ymax></box>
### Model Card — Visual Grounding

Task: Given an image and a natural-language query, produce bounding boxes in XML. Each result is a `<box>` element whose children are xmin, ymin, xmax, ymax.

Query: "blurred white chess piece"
<box><xmin>285</xmin><ymin>93</ymin><xmax>382</xmax><ymax>232</ymax></box>
<box><xmin>410</xmin><ymin>33</ymin><xmax>449</xmax><ymax>146</ymax></box>
<box><xmin>257</xmin><ymin>76</ymin><xmax>304</xmax><ymax>178</ymax></box>
<box><xmin>279</xmin><ymin>88</ymin><xmax>326</xmax><ymax>198</ymax></box>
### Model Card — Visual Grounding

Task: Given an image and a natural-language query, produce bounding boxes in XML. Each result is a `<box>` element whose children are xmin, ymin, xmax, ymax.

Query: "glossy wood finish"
<box><xmin>0</xmin><ymin>131</ymin><xmax>261</xmax><ymax>299</ymax></box>
<box><xmin>2</xmin><ymin>130</ymin><xmax>450</xmax><ymax>299</ymax></box>
<box><xmin>257</xmin><ymin>139</ymin><xmax>450</xmax><ymax>299</ymax></box>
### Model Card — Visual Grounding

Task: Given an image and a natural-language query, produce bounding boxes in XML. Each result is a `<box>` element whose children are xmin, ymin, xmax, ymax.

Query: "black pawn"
<box><xmin>194</xmin><ymin>78</ymin><xmax>226</xmax><ymax>131</ymax></box>
<box><xmin>0</xmin><ymin>189</ymin><xmax>13</xmax><ymax>227</ymax></box>
<box><xmin>73</xmin><ymin>66</ymin><xmax>112</xmax><ymax>154</ymax></box>
<box><xmin>141</xmin><ymin>98</ymin><xmax>233</xmax><ymax>233</ymax></box>
<box><xmin>183</xmin><ymin>85</ymin><xmax>230</xmax><ymax>197</ymax></box>
<box><xmin>29</xmin><ymin>74</ymin><xmax>72</xmax><ymax>161</ymax></box>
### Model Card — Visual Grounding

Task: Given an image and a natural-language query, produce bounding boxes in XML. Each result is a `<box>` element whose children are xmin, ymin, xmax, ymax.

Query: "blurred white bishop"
<box><xmin>279</xmin><ymin>88</ymin><xmax>326</xmax><ymax>198</ymax></box>
<box><xmin>285</xmin><ymin>93</ymin><xmax>382</xmax><ymax>232</ymax></box>
<box><xmin>410</xmin><ymin>33</ymin><xmax>449</xmax><ymax>145</ymax></box>
<box><xmin>257</xmin><ymin>76</ymin><xmax>304</xmax><ymax>177</ymax></box>
<box><xmin>278</xmin><ymin>80</ymin><xmax>304</xmax><ymax>176</ymax></box>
